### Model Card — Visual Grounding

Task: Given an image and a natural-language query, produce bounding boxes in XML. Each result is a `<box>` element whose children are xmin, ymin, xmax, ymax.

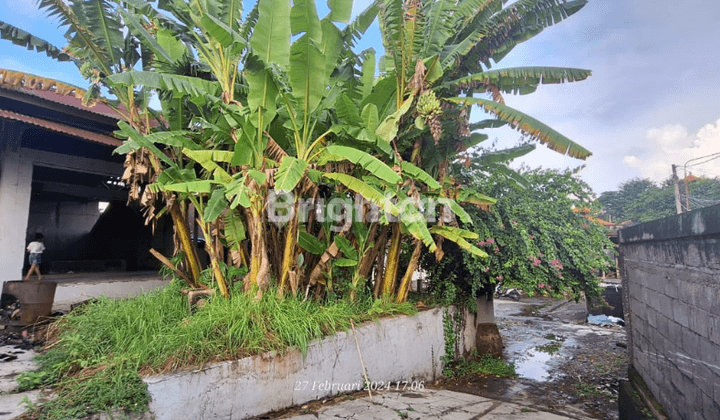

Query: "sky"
<box><xmin>1</xmin><ymin>0</ymin><xmax>720</xmax><ymax>193</ymax></box>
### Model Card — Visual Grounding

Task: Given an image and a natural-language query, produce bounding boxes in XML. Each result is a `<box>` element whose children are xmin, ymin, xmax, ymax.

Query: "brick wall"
<box><xmin>619</xmin><ymin>205</ymin><xmax>720</xmax><ymax>420</ymax></box>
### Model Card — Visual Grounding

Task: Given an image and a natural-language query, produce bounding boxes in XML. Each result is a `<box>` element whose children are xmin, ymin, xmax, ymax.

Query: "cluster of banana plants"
<box><xmin>1</xmin><ymin>0</ymin><xmax>594</xmax><ymax>302</ymax></box>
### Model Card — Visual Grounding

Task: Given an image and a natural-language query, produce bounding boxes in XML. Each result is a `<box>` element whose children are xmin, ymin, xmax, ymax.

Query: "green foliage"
<box><xmin>22</xmin><ymin>367</ymin><xmax>150</xmax><ymax>420</ymax></box>
<box><xmin>444</xmin><ymin>353</ymin><xmax>517</xmax><ymax>379</ymax></box>
<box><xmin>424</xmin><ymin>167</ymin><xmax>613</xmax><ymax>304</ymax></box>
<box><xmin>441</xmin><ymin>309</ymin><xmax>458</xmax><ymax>376</ymax></box>
<box><xmin>536</xmin><ymin>341</ymin><xmax>562</xmax><ymax>355</ymax></box>
<box><xmin>600</xmin><ymin>177</ymin><xmax>720</xmax><ymax>224</ymax></box>
<box><xmin>598</xmin><ymin>178</ymin><xmax>655</xmax><ymax>222</ymax></box>
<box><xmin>575</xmin><ymin>382</ymin><xmax>601</xmax><ymax>397</ymax></box>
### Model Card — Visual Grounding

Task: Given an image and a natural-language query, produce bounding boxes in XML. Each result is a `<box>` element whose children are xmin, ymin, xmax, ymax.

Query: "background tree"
<box><xmin>598</xmin><ymin>178</ymin><xmax>654</xmax><ymax>222</ymax></box>
<box><xmin>601</xmin><ymin>177</ymin><xmax>720</xmax><ymax>224</ymax></box>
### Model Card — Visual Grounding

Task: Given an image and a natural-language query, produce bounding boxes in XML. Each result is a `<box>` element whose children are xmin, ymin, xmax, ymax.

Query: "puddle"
<box><xmin>513</xmin><ymin>348</ymin><xmax>554</xmax><ymax>381</ymax></box>
<box><xmin>499</xmin><ymin>320</ymin><xmax>585</xmax><ymax>383</ymax></box>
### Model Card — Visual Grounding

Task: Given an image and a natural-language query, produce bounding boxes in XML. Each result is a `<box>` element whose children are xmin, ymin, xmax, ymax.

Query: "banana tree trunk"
<box><xmin>380</xmin><ymin>224</ymin><xmax>402</xmax><ymax>297</ymax></box>
<box><xmin>245</xmin><ymin>199</ymin><xmax>271</xmax><ymax>295</ymax></box>
<box><xmin>278</xmin><ymin>202</ymin><xmax>300</xmax><ymax>295</ymax></box>
<box><xmin>395</xmin><ymin>239</ymin><xmax>422</xmax><ymax>303</ymax></box>
<box><xmin>360</xmin><ymin>225</ymin><xmax>388</xmax><ymax>280</ymax></box>
<box><xmin>199</xmin><ymin>221</ymin><xmax>229</xmax><ymax>298</ymax></box>
<box><xmin>169</xmin><ymin>202</ymin><xmax>202</xmax><ymax>288</ymax></box>
<box><xmin>372</xmin><ymin>231</ymin><xmax>389</xmax><ymax>298</ymax></box>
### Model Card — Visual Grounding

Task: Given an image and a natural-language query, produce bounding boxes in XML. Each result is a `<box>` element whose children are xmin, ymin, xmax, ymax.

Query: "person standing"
<box><xmin>25</xmin><ymin>233</ymin><xmax>45</xmax><ymax>281</ymax></box>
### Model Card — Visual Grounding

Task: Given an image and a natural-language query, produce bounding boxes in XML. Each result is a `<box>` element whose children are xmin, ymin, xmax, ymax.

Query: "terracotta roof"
<box><xmin>13</xmin><ymin>86</ymin><xmax>122</xmax><ymax>119</ymax></box>
<box><xmin>0</xmin><ymin>68</ymin><xmax>122</xmax><ymax>120</ymax></box>
<box><xmin>0</xmin><ymin>109</ymin><xmax>121</xmax><ymax>147</ymax></box>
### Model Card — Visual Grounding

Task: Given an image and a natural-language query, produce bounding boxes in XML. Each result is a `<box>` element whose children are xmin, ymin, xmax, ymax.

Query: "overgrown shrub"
<box><xmin>424</xmin><ymin>167</ymin><xmax>614</xmax><ymax>305</ymax></box>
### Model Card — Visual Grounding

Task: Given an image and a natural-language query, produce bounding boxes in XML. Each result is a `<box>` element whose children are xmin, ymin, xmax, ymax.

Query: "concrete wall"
<box><xmin>144</xmin><ymin>307</ymin><xmax>473</xmax><ymax>420</ymax></box>
<box><xmin>619</xmin><ymin>205</ymin><xmax>720</xmax><ymax>420</ymax></box>
<box><xmin>0</xmin><ymin>152</ymin><xmax>33</xmax><ymax>285</ymax></box>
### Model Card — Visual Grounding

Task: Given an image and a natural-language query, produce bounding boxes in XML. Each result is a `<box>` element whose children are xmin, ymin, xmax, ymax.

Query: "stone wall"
<box><xmin>619</xmin><ymin>205</ymin><xmax>720</xmax><ymax>420</ymax></box>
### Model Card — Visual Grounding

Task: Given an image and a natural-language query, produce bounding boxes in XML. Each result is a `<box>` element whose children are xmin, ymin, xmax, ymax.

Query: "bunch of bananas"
<box><xmin>417</xmin><ymin>90</ymin><xmax>441</xmax><ymax>117</ymax></box>
<box><xmin>417</xmin><ymin>90</ymin><xmax>443</xmax><ymax>142</ymax></box>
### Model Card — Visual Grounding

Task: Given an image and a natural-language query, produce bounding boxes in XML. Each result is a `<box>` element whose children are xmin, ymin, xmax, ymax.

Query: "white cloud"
<box><xmin>623</xmin><ymin>118</ymin><xmax>720</xmax><ymax>183</ymax></box>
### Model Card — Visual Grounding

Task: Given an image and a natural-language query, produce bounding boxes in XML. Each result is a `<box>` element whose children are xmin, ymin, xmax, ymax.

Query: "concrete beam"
<box><xmin>35</xmin><ymin>181</ymin><xmax>127</xmax><ymax>201</ymax></box>
<box><xmin>20</xmin><ymin>148</ymin><xmax>123</xmax><ymax>178</ymax></box>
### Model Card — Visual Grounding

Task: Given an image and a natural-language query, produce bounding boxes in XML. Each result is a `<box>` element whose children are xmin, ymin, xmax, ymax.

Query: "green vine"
<box><xmin>441</xmin><ymin>308</ymin><xmax>462</xmax><ymax>377</ymax></box>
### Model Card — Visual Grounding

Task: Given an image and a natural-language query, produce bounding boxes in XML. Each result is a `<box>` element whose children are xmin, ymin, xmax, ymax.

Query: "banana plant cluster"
<box><xmin>1</xmin><ymin>0</ymin><xmax>594</xmax><ymax>303</ymax></box>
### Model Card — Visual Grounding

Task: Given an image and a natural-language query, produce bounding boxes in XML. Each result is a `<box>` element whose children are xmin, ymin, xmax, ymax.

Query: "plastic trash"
<box><xmin>587</xmin><ymin>314</ymin><xmax>625</xmax><ymax>326</ymax></box>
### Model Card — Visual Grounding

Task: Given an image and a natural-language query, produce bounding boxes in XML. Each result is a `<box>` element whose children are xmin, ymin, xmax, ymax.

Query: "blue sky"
<box><xmin>2</xmin><ymin>0</ymin><xmax>720</xmax><ymax>193</ymax></box>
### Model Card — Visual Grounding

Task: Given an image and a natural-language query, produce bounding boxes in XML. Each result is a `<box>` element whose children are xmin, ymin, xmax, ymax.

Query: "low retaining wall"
<box><xmin>144</xmin><ymin>307</ymin><xmax>475</xmax><ymax>420</ymax></box>
<box><xmin>619</xmin><ymin>204</ymin><xmax>720</xmax><ymax>420</ymax></box>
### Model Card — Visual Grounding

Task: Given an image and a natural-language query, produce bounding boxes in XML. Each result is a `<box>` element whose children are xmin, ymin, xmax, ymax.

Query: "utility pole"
<box><xmin>684</xmin><ymin>176</ymin><xmax>691</xmax><ymax>212</ymax></box>
<box><xmin>672</xmin><ymin>164</ymin><xmax>682</xmax><ymax>214</ymax></box>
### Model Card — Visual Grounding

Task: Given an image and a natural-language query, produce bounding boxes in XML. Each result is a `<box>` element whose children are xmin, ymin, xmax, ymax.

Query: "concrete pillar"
<box><xmin>0</xmin><ymin>152</ymin><xmax>34</xmax><ymax>287</ymax></box>
<box><xmin>475</xmin><ymin>294</ymin><xmax>495</xmax><ymax>324</ymax></box>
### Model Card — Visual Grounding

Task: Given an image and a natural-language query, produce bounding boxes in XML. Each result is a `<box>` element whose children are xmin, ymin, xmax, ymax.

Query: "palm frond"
<box><xmin>239</xmin><ymin>2</ymin><xmax>259</xmax><ymax>41</ymax></box>
<box><xmin>341</xmin><ymin>1</ymin><xmax>377</xmax><ymax>46</ymax></box>
<box><xmin>420</xmin><ymin>0</ymin><xmax>456</xmax><ymax>59</ymax></box>
<box><xmin>216</xmin><ymin>0</ymin><xmax>243</xmax><ymax>30</ymax></box>
<box><xmin>477</xmin><ymin>144</ymin><xmax>536</xmax><ymax>165</ymax></box>
<box><xmin>0</xmin><ymin>21</ymin><xmax>74</xmax><ymax>62</ymax></box>
<box><xmin>447</xmin><ymin>96</ymin><xmax>592</xmax><ymax>159</ymax></box>
<box><xmin>474</xmin><ymin>0</ymin><xmax>588</xmax><ymax>67</ymax></box>
<box><xmin>377</xmin><ymin>0</ymin><xmax>404</xmax><ymax>74</ymax></box>
<box><xmin>38</xmin><ymin>0</ymin><xmax>112</xmax><ymax>74</ymax></box>
<box><xmin>108</xmin><ymin>71</ymin><xmax>222</xmax><ymax>99</ymax></box>
<box><xmin>444</xmin><ymin>66</ymin><xmax>591</xmax><ymax>95</ymax></box>
<box><xmin>83</xmin><ymin>0</ymin><xmax>124</xmax><ymax>67</ymax></box>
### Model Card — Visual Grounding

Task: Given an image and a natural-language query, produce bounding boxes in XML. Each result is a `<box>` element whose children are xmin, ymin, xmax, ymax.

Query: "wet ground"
<box><xmin>441</xmin><ymin>297</ymin><xmax>628</xmax><ymax>420</ymax></box>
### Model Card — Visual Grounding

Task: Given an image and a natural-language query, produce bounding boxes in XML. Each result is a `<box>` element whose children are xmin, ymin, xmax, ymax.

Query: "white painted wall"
<box><xmin>144</xmin><ymin>308</ymin><xmax>473</xmax><ymax>420</ymax></box>
<box><xmin>0</xmin><ymin>152</ymin><xmax>34</xmax><ymax>287</ymax></box>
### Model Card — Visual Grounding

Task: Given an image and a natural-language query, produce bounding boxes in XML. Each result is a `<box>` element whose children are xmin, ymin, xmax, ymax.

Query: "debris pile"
<box><xmin>0</xmin><ymin>295</ymin><xmax>21</xmax><ymax>323</ymax></box>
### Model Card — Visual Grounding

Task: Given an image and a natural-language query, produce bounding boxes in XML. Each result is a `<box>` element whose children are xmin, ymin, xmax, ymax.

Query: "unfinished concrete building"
<box><xmin>0</xmin><ymin>71</ymin><xmax>171</xmax><ymax>290</ymax></box>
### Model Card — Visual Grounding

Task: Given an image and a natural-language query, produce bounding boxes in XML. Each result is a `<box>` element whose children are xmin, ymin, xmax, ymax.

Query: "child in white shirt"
<box><xmin>25</xmin><ymin>233</ymin><xmax>45</xmax><ymax>281</ymax></box>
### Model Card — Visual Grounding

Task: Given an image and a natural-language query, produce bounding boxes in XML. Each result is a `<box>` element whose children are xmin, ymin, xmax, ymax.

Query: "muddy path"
<box><xmin>441</xmin><ymin>297</ymin><xmax>628</xmax><ymax>420</ymax></box>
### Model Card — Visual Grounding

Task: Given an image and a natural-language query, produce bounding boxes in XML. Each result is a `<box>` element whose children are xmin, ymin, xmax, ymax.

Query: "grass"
<box><xmin>17</xmin><ymin>281</ymin><xmax>416</xmax><ymax>419</ymax></box>
<box><xmin>536</xmin><ymin>341</ymin><xmax>562</xmax><ymax>355</ymax></box>
<box><xmin>574</xmin><ymin>382</ymin><xmax>601</xmax><ymax>397</ymax></box>
<box><xmin>445</xmin><ymin>353</ymin><xmax>516</xmax><ymax>379</ymax></box>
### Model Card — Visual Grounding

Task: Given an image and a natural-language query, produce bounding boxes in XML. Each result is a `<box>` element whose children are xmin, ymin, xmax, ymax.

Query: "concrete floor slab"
<box><xmin>0</xmin><ymin>345</ymin><xmax>36</xmax><ymax>393</ymax></box>
<box><xmin>0</xmin><ymin>389</ymin><xmax>42</xmax><ymax>420</ymax></box>
<box><xmin>281</xmin><ymin>390</ymin><xmax>596</xmax><ymax>420</ymax></box>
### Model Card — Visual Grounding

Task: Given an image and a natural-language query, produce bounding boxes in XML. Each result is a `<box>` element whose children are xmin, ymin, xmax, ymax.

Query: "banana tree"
<box><xmin>2</xmin><ymin>0</ymin><xmax>597</xmax><ymax>304</ymax></box>
<box><xmin>360</xmin><ymin>0</ymin><xmax>596</xmax><ymax>301</ymax></box>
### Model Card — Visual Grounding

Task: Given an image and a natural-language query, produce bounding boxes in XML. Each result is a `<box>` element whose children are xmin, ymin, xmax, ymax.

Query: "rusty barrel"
<box><xmin>1</xmin><ymin>281</ymin><xmax>57</xmax><ymax>325</ymax></box>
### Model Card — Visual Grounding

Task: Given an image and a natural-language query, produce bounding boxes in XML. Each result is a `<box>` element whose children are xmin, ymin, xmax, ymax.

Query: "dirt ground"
<box><xmin>440</xmin><ymin>297</ymin><xmax>628</xmax><ymax>420</ymax></box>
